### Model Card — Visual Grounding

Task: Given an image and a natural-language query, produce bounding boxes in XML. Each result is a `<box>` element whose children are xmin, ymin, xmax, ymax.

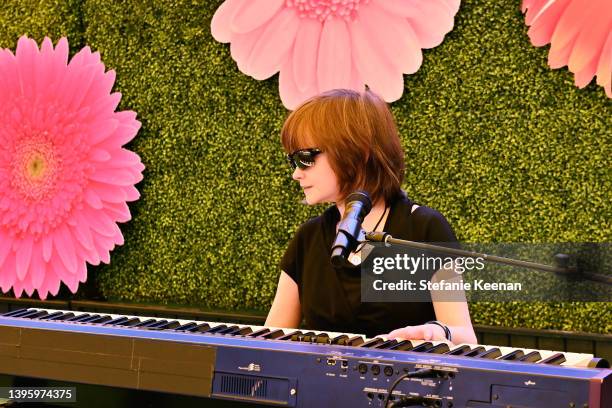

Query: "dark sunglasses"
<box><xmin>286</xmin><ymin>148</ymin><xmax>322</xmax><ymax>170</ymax></box>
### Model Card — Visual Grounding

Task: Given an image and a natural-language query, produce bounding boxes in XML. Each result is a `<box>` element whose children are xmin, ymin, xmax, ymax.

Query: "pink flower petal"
<box><xmin>211</xmin><ymin>0</ymin><xmax>248</xmax><ymax>43</ymax></box>
<box><xmin>573</xmin><ymin>57</ymin><xmax>597</xmax><ymax>88</ymax></box>
<box><xmin>292</xmin><ymin>19</ymin><xmax>322</xmax><ymax>93</ymax></box>
<box><xmin>0</xmin><ymin>232</ymin><xmax>11</xmax><ymax>268</ymax></box>
<box><xmin>404</xmin><ymin>1</ymin><xmax>455</xmax><ymax>48</ymax></box>
<box><xmin>279</xmin><ymin>58</ymin><xmax>318</xmax><ymax>110</ymax></box>
<box><xmin>15</xmin><ymin>236</ymin><xmax>33</xmax><ymax>280</ymax></box>
<box><xmin>527</xmin><ymin>0</ymin><xmax>572</xmax><ymax>46</ymax></box>
<box><xmin>52</xmin><ymin>225</ymin><xmax>77</xmax><ymax>273</ymax></box>
<box><xmin>231</xmin><ymin>0</ymin><xmax>284</xmax><ymax>34</ymax></box>
<box><xmin>42</xmin><ymin>236</ymin><xmax>53</xmax><ymax>262</ymax></box>
<box><xmin>318</xmin><ymin>18</ymin><xmax>352</xmax><ymax>92</ymax></box>
<box><xmin>548</xmin><ymin>33</ymin><xmax>577</xmax><ymax>68</ymax></box>
<box><xmin>568</xmin><ymin>6</ymin><xmax>609</xmax><ymax>73</ymax></box>
<box><xmin>596</xmin><ymin>32</ymin><xmax>612</xmax><ymax>92</ymax></box>
<box><xmin>88</xmin><ymin>119</ymin><xmax>119</xmax><ymax>145</ymax></box>
<box><xmin>72</xmin><ymin>223</ymin><xmax>95</xmax><ymax>251</ymax></box>
<box><xmin>104</xmin><ymin>202</ymin><xmax>132</xmax><ymax>223</ymax></box>
<box><xmin>550</xmin><ymin>0</ymin><xmax>595</xmax><ymax>52</ymax></box>
<box><xmin>29</xmin><ymin>241</ymin><xmax>45</xmax><ymax>288</ymax></box>
<box><xmin>350</xmin><ymin>14</ymin><xmax>404</xmax><ymax>101</ymax></box>
<box><xmin>84</xmin><ymin>188</ymin><xmax>104</xmax><ymax>209</ymax></box>
<box><xmin>89</xmin><ymin>168</ymin><xmax>138</xmax><ymax>186</ymax></box>
<box><xmin>247</xmin><ymin>8</ymin><xmax>300</xmax><ymax>80</ymax></box>
<box><xmin>230</xmin><ymin>25</ymin><xmax>266</xmax><ymax>74</ymax></box>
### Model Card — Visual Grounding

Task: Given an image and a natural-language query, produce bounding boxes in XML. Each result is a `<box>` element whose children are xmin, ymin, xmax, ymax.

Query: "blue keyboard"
<box><xmin>1</xmin><ymin>308</ymin><xmax>610</xmax><ymax>407</ymax></box>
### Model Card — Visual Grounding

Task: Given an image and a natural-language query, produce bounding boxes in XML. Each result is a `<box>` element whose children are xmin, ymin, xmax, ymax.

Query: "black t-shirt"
<box><xmin>280</xmin><ymin>194</ymin><xmax>458</xmax><ymax>338</ymax></box>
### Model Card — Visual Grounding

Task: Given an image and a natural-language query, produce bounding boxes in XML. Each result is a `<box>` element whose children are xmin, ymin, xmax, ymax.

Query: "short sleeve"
<box><xmin>425</xmin><ymin>209</ymin><xmax>458</xmax><ymax>244</ymax></box>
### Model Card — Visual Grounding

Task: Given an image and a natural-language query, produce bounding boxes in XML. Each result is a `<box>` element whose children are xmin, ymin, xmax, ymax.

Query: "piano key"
<box><xmin>447</xmin><ymin>344</ymin><xmax>472</xmax><ymax>355</ymax></box>
<box><xmin>277</xmin><ymin>330</ymin><xmax>301</xmax><ymax>341</ymax></box>
<box><xmin>248</xmin><ymin>328</ymin><xmax>271</xmax><ymax>337</ymax></box>
<box><xmin>50</xmin><ymin>312</ymin><xmax>76</xmax><ymax>321</ymax></box>
<box><xmin>188</xmin><ymin>323</ymin><xmax>212</xmax><ymax>332</ymax></box>
<box><xmin>424</xmin><ymin>343</ymin><xmax>451</xmax><ymax>354</ymax></box>
<box><xmin>1</xmin><ymin>308</ymin><xmax>31</xmax><ymax>317</ymax></box>
<box><xmin>374</xmin><ymin>339</ymin><xmax>399</xmax><ymax>349</ymax></box>
<box><xmin>388</xmin><ymin>340</ymin><xmax>414</xmax><ymax>351</ymax></box>
<box><xmin>343</xmin><ymin>336</ymin><xmax>365</xmax><ymax>346</ymax></box>
<box><xmin>519</xmin><ymin>351</ymin><xmax>542</xmax><ymax>362</ymax></box>
<box><xmin>173</xmin><ymin>322</ymin><xmax>197</xmax><ymax>331</ymax></box>
<box><xmin>463</xmin><ymin>346</ymin><xmax>486</xmax><ymax>357</ymax></box>
<box><xmin>214</xmin><ymin>325</ymin><xmax>241</xmax><ymax>335</ymax></box>
<box><xmin>411</xmin><ymin>342</ymin><xmax>434</xmax><ymax>352</ymax></box>
<box><xmin>85</xmin><ymin>315</ymin><xmax>113</xmax><ymax>324</ymax></box>
<box><xmin>500</xmin><ymin>349</ymin><xmax>525</xmax><ymax>361</ymax></box>
<box><xmin>291</xmin><ymin>331</ymin><xmax>315</xmax><ymax>342</ymax></box>
<box><xmin>39</xmin><ymin>311</ymin><xmax>65</xmax><ymax>320</ymax></box>
<box><xmin>152</xmin><ymin>320</ymin><xmax>181</xmax><ymax>330</ymax></box>
<box><xmin>78</xmin><ymin>315</ymin><xmax>105</xmax><ymax>323</ymax></box>
<box><xmin>330</xmin><ymin>334</ymin><xmax>349</xmax><ymax>345</ymax></box>
<box><xmin>66</xmin><ymin>314</ymin><xmax>92</xmax><ymax>322</ymax></box>
<box><xmin>474</xmin><ymin>348</ymin><xmax>502</xmax><ymax>359</ymax></box>
<box><xmin>118</xmin><ymin>317</ymin><xmax>142</xmax><ymax>326</ymax></box>
<box><xmin>360</xmin><ymin>338</ymin><xmax>385</xmax><ymax>348</ymax></box>
<box><xmin>230</xmin><ymin>326</ymin><xmax>254</xmax><ymax>336</ymax></box>
<box><xmin>262</xmin><ymin>329</ymin><xmax>285</xmax><ymax>339</ymax></box>
<box><xmin>539</xmin><ymin>352</ymin><xmax>566</xmax><ymax>365</ymax></box>
<box><xmin>133</xmin><ymin>319</ymin><xmax>158</xmax><ymax>328</ymax></box>
<box><xmin>12</xmin><ymin>309</ymin><xmax>44</xmax><ymax>318</ymax></box>
<box><xmin>314</xmin><ymin>334</ymin><xmax>331</xmax><ymax>344</ymax></box>
<box><xmin>104</xmin><ymin>316</ymin><xmax>130</xmax><ymax>325</ymax></box>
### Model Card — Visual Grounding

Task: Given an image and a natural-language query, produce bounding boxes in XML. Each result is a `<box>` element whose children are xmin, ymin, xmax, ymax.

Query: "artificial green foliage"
<box><xmin>0</xmin><ymin>1</ymin><xmax>610</xmax><ymax>333</ymax></box>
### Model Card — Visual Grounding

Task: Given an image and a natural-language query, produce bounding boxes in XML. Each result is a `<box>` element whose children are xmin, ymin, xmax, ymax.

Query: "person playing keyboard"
<box><xmin>266</xmin><ymin>88</ymin><xmax>477</xmax><ymax>345</ymax></box>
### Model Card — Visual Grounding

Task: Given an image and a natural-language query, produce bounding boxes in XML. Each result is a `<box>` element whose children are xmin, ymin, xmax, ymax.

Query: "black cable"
<box><xmin>382</xmin><ymin>368</ymin><xmax>437</xmax><ymax>408</ymax></box>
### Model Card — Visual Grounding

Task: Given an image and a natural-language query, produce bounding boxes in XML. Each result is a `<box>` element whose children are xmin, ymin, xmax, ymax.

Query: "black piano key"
<box><xmin>447</xmin><ymin>345</ymin><xmax>472</xmax><ymax>355</ymax></box>
<box><xmin>77</xmin><ymin>314</ymin><xmax>103</xmax><ymax>323</ymax></box>
<box><xmin>360</xmin><ymin>338</ymin><xmax>385</xmax><ymax>348</ymax></box>
<box><xmin>463</xmin><ymin>346</ymin><xmax>486</xmax><ymax>357</ymax></box>
<box><xmin>248</xmin><ymin>328</ymin><xmax>271</xmax><ymax>337</ymax></box>
<box><xmin>374</xmin><ymin>339</ymin><xmax>399</xmax><ymax>349</ymax></box>
<box><xmin>345</xmin><ymin>336</ymin><xmax>365</xmax><ymax>346</ymax></box>
<box><xmin>330</xmin><ymin>335</ymin><xmax>349</xmax><ymax>345</ymax></box>
<box><xmin>291</xmin><ymin>332</ymin><xmax>315</xmax><ymax>342</ymax></box>
<box><xmin>388</xmin><ymin>340</ymin><xmax>414</xmax><ymax>351</ymax></box>
<box><xmin>145</xmin><ymin>320</ymin><xmax>169</xmax><ymax>329</ymax></box>
<box><xmin>500</xmin><ymin>350</ymin><xmax>525</xmax><ymax>361</ymax></box>
<box><xmin>518</xmin><ymin>351</ymin><xmax>542</xmax><ymax>362</ymax></box>
<box><xmin>425</xmin><ymin>343</ymin><xmax>451</xmax><ymax>354</ymax></box>
<box><xmin>133</xmin><ymin>319</ymin><xmax>158</xmax><ymax>328</ymax></box>
<box><xmin>314</xmin><ymin>334</ymin><xmax>330</xmax><ymax>344</ymax></box>
<box><xmin>25</xmin><ymin>310</ymin><xmax>49</xmax><ymax>319</ymax></box>
<box><xmin>154</xmin><ymin>321</ymin><xmax>181</xmax><ymax>330</ymax></box>
<box><xmin>188</xmin><ymin>323</ymin><xmax>212</xmax><ymax>332</ymax></box>
<box><xmin>277</xmin><ymin>331</ymin><xmax>301</xmax><ymax>341</ymax></box>
<box><xmin>474</xmin><ymin>348</ymin><xmax>502</xmax><ymax>359</ymax></box>
<box><xmin>39</xmin><ymin>311</ymin><xmax>64</xmax><ymax>320</ymax></box>
<box><xmin>104</xmin><ymin>316</ymin><xmax>130</xmax><ymax>325</ymax></box>
<box><xmin>214</xmin><ymin>325</ymin><xmax>240</xmax><ymax>335</ymax></box>
<box><xmin>262</xmin><ymin>329</ymin><xmax>285</xmax><ymax>339</ymax></box>
<box><xmin>86</xmin><ymin>315</ymin><xmax>113</xmax><ymax>324</ymax></box>
<box><xmin>50</xmin><ymin>312</ymin><xmax>76</xmax><ymax>321</ymax></box>
<box><xmin>301</xmin><ymin>332</ymin><xmax>317</xmax><ymax>342</ymax></box>
<box><xmin>220</xmin><ymin>326</ymin><xmax>251</xmax><ymax>336</ymax></box>
<box><xmin>173</xmin><ymin>322</ymin><xmax>197</xmax><ymax>331</ymax></box>
<box><xmin>411</xmin><ymin>342</ymin><xmax>434</xmax><ymax>352</ymax></box>
<box><xmin>66</xmin><ymin>314</ymin><xmax>92</xmax><ymax>322</ymax></box>
<box><xmin>235</xmin><ymin>327</ymin><xmax>254</xmax><ymax>335</ymax></box>
<box><xmin>206</xmin><ymin>324</ymin><xmax>228</xmax><ymax>334</ymax></box>
<box><xmin>539</xmin><ymin>353</ymin><xmax>566</xmax><ymax>365</ymax></box>
<box><xmin>1</xmin><ymin>308</ymin><xmax>31</xmax><ymax>317</ymax></box>
<box><xmin>118</xmin><ymin>317</ymin><xmax>142</xmax><ymax>326</ymax></box>
<box><xmin>13</xmin><ymin>309</ymin><xmax>43</xmax><ymax>318</ymax></box>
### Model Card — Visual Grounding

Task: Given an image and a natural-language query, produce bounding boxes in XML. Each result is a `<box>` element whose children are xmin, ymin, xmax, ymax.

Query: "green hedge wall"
<box><xmin>1</xmin><ymin>0</ymin><xmax>610</xmax><ymax>334</ymax></box>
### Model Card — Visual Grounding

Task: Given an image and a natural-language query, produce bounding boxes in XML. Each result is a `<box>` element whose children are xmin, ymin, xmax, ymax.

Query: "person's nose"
<box><xmin>292</xmin><ymin>167</ymin><xmax>304</xmax><ymax>181</ymax></box>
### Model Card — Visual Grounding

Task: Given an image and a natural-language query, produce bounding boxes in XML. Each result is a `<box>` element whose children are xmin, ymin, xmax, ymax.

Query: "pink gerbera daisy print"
<box><xmin>522</xmin><ymin>0</ymin><xmax>612</xmax><ymax>98</ymax></box>
<box><xmin>0</xmin><ymin>36</ymin><xmax>144</xmax><ymax>299</ymax></box>
<box><xmin>211</xmin><ymin>0</ymin><xmax>461</xmax><ymax>109</ymax></box>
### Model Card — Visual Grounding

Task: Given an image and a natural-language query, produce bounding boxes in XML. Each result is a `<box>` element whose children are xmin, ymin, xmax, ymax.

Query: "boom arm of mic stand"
<box><xmin>363</xmin><ymin>232</ymin><xmax>612</xmax><ymax>285</ymax></box>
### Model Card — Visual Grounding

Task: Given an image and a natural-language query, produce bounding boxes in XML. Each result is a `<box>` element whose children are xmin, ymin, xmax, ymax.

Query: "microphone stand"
<box><xmin>364</xmin><ymin>232</ymin><xmax>612</xmax><ymax>285</ymax></box>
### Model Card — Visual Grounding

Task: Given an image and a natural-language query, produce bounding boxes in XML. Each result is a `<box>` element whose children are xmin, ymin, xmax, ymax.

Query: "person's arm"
<box><xmin>265</xmin><ymin>271</ymin><xmax>302</xmax><ymax>328</ymax></box>
<box><xmin>385</xmin><ymin>300</ymin><xmax>476</xmax><ymax>344</ymax></box>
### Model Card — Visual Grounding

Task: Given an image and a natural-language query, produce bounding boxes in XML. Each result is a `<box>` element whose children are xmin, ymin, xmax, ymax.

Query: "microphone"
<box><xmin>331</xmin><ymin>191</ymin><xmax>372</xmax><ymax>267</ymax></box>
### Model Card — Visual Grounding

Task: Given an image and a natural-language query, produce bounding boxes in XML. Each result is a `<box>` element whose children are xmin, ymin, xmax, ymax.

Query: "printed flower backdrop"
<box><xmin>0</xmin><ymin>36</ymin><xmax>144</xmax><ymax>299</ymax></box>
<box><xmin>211</xmin><ymin>0</ymin><xmax>461</xmax><ymax>109</ymax></box>
<box><xmin>522</xmin><ymin>0</ymin><xmax>612</xmax><ymax>98</ymax></box>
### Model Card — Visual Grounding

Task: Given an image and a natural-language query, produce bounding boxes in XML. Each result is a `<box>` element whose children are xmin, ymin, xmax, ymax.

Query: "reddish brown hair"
<box><xmin>281</xmin><ymin>89</ymin><xmax>405</xmax><ymax>205</ymax></box>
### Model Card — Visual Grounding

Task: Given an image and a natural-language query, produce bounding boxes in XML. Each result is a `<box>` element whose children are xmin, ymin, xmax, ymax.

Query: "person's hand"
<box><xmin>384</xmin><ymin>324</ymin><xmax>446</xmax><ymax>341</ymax></box>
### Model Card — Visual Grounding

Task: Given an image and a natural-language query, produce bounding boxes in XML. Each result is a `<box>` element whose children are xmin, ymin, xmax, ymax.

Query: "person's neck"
<box><xmin>336</xmin><ymin>199</ymin><xmax>387</xmax><ymax>232</ymax></box>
